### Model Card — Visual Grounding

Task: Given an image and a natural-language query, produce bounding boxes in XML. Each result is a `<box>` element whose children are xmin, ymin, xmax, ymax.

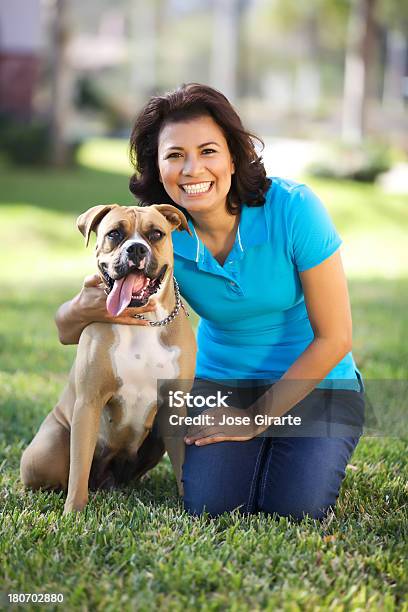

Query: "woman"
<box><xmin>56</xmin><ymin>83</ymin><xmax>365</xmax><ymax>520</ymax></box>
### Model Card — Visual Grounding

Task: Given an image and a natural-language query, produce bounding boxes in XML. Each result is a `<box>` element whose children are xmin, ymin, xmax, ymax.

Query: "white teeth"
<box><xmin>181</xmin><ymin>182</ymin><xmax>212</xmax><ymax>194</ymax></box>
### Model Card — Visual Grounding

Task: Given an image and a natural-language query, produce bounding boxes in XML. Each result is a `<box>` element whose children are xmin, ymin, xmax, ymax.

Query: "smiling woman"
<box><xmin>128</xmin><ymin>83</ymin><xmax>269</xmax><ymax>217</ymax></box>
<box><xmin>156</xmin><ymin>115</ymin><xmax>239</xmax><ymax>266</ymax></box>
<box><xmin>157</xmin><ymin>117</ymin><xmax>234</xmax><ymax>208</ymax></box>
<box><xmin>55</xmin><ymin>82</ymin><xmax>365</xmax><ymax>521</ymax></box>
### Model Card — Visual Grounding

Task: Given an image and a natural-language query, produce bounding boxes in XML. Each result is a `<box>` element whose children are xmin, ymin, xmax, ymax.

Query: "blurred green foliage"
<box><xmin>75</xmin><ymin>77</ymin><xmax>129</xmax><ymax>133</ymax></box>
<box><xmin>0</xmin><ymin>114</ymin><xmax>51</xmax><ymax>165</ymax></box>
<box><xmin>307</xmin><ymin>141</ymin><xmax>392</xmax><ymax>182</ymax></box>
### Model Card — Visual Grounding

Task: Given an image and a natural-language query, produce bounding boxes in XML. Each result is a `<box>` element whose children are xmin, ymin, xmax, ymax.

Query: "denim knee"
<box><xmin>183</xmin><ymin>493</ymin><xmax>235</xmax><ymax>518</ymax></box>
<box><xmin>257</xmin><ymin>435</ymin><xmax>362</xmax><ymax>521</ymax></box>
<box><xmin>259</xmin><ymin>493</ymin><xmax>333</xmax><ymax>521</ymax></box>
<box><xmin>183</xmin><ymin>471</ymin><xmax>252</xmax><ymax>517</ymax></box>
<box><xmin>182</xmin><ymin>438</ymin><xmax>267</xmax><ymax>517</ymax></box>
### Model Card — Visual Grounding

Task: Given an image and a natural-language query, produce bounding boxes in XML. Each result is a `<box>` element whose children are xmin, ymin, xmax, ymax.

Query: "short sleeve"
<box><xmin>287</xmin><ymin>185</ymin><xmax>342</xmax><ymax>272</ymax></box>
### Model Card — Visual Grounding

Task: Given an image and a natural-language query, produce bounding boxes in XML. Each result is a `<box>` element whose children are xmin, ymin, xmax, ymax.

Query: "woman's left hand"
<box><xmin>184</xmin><ymin>405</ymin><xmax>260</xmax><ymax>446</ymax></box>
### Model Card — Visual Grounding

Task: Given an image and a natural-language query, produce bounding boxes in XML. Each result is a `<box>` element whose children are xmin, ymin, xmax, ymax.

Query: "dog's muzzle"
<box><xmin>100</xmin><ymin>242</ymin><xmax>167</xmax><ymax>316</ymax></box>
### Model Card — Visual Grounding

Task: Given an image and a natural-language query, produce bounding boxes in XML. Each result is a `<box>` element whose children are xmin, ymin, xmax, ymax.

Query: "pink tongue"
<box><xmin>106</xmin><ymin>273</ymin><xmax>147</xmax><ymax>317</ymax></box>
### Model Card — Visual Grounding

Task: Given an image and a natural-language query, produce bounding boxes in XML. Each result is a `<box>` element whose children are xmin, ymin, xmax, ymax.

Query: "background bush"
<box><xmin>308</xmin><ymin>141</ymin><xmax>392</xmax><ymax>182</ymax></box>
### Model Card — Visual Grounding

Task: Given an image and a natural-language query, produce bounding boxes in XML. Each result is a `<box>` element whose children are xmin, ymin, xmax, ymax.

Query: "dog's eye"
<box><xmin>107</xmin><ymin>230</ymin><xmax>121</xmax><ymax>241</ymax></box>
<box><xmin>149</xmin><ymin>229</ymin><xmax>164</xmax><ymax>242</ymax></box>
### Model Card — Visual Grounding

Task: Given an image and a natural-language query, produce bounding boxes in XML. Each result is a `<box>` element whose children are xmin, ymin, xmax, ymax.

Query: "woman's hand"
<box><xmin>55</xmin><ymin>273</ymin><xmax>157</xmax><ymax>344</ymax></box>
<box><xmin>184</xmin><ymin>405</ymin><xmax>260</xmax><ymax>446</ymax></box>
<box><xmin>74</xmin><ymin>273</ymin><xmax>156</xmax><ymax>327</ymax></box>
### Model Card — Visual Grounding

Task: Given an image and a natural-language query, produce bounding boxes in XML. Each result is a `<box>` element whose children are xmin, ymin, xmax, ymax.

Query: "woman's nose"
<box><xmin>182</xmin><ymin>155</ymin><xmax>203</xmax><ymax>176</ymax></box>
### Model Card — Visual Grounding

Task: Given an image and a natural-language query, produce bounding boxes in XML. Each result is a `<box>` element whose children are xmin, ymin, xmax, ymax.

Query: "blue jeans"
<box><xmin>182</xmin><ymin>376</ymin><xmax>365</xmax><ymax>520</ymax></box>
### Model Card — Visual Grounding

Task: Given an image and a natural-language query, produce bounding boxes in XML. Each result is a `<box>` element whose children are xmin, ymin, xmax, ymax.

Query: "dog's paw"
<box><xmin>177</xmin><ymin>481</ymin><xmax>184</xmax><ymax>497</ymax></box>
<box><xmin>63</xmin><ymin>496</ymin><xmax>88</xmax><ymax>515</ymax></box>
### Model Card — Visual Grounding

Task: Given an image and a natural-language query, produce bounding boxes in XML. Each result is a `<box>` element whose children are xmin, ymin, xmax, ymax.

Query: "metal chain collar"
<box><xmin>133</xmin><ymin>276</ymin><xmax>189</xmax><ymax>326</ymax></box>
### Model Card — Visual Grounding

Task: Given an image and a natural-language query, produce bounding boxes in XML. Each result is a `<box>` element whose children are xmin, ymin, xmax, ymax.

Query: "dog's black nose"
<box><xmin>126</xmin><ymin>242</ymin><xmax>148</xmax><ymax>261</ymax></box>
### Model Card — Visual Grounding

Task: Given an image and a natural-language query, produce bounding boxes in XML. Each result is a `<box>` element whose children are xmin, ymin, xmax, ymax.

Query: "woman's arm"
<box><xmin>55</xmin><ymin>273</ymin><xmax>156</xmax><ymax>345</ymax></box>
<box><xmin>247</xmin><ymin>248</ymin><xmax>352</xmax><ymax>421</ymax></box>
<box><xmin>280</xmin><ymin>247</ymin><xmax>352</xmax><ymax>378</ymax></box>
<box><xmin>185</xmin><ymin>249</ymin><xmax>353</xmax><ymax>444</ymax></box>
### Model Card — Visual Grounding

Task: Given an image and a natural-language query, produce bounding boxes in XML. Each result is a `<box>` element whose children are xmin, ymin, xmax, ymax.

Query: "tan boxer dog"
<box><xmin>20</xmin><ymin>204</ymin><xmax>196</xmax><ymax>515</ymax></box>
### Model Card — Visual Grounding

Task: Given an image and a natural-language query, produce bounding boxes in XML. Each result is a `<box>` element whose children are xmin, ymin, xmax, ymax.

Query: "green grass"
<box><xmin>0</xmin><ymin>145</ymin><xmax>407</xmax><ymax>610</ymax></box>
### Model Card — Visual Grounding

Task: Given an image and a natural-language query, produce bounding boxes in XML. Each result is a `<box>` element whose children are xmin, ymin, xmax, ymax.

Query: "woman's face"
<box><xmin>157</xmin><ymin>115</ymin><xmax>235</xmax><ymax>216</ymax></box>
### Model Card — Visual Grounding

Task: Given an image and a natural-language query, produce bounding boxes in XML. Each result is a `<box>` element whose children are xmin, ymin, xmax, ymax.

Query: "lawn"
<box><xmin>0</xmin><ymin>141</ymin><xmax>407</xmax><ymax>610</ymax></box>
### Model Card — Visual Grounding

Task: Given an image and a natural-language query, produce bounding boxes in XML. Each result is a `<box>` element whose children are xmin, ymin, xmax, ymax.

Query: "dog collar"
<box><xmin>132</xmin><ymin>276</ymin><xmax>189</xmax><ymax>327</ymax></box>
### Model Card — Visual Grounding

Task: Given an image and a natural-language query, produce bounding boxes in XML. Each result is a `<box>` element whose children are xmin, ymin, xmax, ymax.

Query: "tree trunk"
<box><xmin>129</xmin><ymin>0</ymin><xmax>162</xmax><ymax>101</ymax></box>
<box><xmin>382</xmin><ymin>29</ymin><xmax>406</xmax><ymax>112</ymax></box>
<box><xmin>210</xmin><ymin>0</ymin><xmax>240</xmax><ymax>102</ymax></box>
<box><xmin>50</xmin><ymin>0</ymin><xmax>72</xmax><ymax>166</ymax></box>
<box><xmin>341</xmin><ymin>0</ymin><xmax>377</xmax><ymax>144</ymax></box>
<box><xmin>294</xmin><ymin>15</ymin><xmax>321</xmax><ymax>114</ymax></box>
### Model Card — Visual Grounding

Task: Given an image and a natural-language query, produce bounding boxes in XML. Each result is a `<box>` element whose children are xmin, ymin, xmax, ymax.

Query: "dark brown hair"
<box><xmin>129</xmin><ymin>83</ymin><xmax>271</xmax><ymax>215</ymax></box>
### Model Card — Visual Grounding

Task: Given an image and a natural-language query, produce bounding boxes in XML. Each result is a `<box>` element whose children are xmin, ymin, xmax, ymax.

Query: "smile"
<box><xmin>179</xmin><ymin>181</ymin><xmax>214</xmax><ymax>195</ymax></box>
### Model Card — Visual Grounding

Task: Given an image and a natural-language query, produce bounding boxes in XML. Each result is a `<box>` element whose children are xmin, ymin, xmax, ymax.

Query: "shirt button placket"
<box><xmin>226</xmin><ymin>259</ymin><xmax>239</xmax><ymax>292</ymax></box>
<box><xmin>228</xmin><ymin>278</ymin><xmax>240</xmax><ymax>293</ymax></box>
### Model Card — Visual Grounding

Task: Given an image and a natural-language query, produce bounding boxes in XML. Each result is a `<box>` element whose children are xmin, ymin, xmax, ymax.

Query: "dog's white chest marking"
<box><xmin>104</xmin><ymin>306</ymin><xmax>180</xmax><ymax>450</ymax></box>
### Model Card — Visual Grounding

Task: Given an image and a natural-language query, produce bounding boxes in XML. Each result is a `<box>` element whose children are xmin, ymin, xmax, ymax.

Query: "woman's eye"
<box><xmin>202</xmin><ymin>148</ymin><xmax>216</xmax><ymax>154</ymax></box>
<box><xmin>107</xmin><ymin>230</ymin><xmax>121</xmax><ymax>240</ymax></box>
<box><xmin>166</xmin><ymin>153</ymin><xmax>182</xmax><ymax>159</ymax></box>
<box><xmin>150</xmin><ymin>230</ymin><xmax>164</xmax><ymax>241</ymax></box>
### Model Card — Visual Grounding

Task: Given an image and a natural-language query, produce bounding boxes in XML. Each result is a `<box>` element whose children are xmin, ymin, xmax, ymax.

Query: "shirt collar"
<box><xmin>172</xmin><ymin>202</ymin><xmax>269</xmax><ymax>262</ymax></box>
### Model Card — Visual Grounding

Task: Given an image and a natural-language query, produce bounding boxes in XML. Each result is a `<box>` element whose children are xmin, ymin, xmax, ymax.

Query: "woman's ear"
<box><xmin>156</xmin><ymin>156</ymin><xmax>163</xmax><ymax>183</ymax></box>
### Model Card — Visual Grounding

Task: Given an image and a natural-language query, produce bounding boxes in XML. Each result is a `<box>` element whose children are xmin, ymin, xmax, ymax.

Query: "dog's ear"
<box><xmin>151</xmin><ymin>204</ymin><xmax>192</xmax><ymax>236</ymax></box>
<box><xmin>77</xmin><ymin>204</ymin><xmax>119</xmax><ymax>247</ymax></box>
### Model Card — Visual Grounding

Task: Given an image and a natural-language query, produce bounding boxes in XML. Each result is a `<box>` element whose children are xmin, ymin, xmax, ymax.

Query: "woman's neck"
<box><xmin>189</xmin><ymin>207</ymin><xmax>241</xmax><ymax>267</ymax></box>
<box><xmin>190</xmin><ymin>208</ymin><xmax>239</xmax><ymax>241</ymax></box>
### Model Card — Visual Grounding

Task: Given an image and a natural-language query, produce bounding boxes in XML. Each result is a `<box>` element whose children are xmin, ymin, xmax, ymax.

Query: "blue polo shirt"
<box><xmin>172</xmin><ymin>177</ymin><xmax>363</xmax><ymax>391</ymax></box>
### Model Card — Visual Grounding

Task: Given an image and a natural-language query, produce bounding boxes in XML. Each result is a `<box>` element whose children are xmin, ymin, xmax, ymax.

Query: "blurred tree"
<box><xmin>258</xmin><ymin>0</ymin><xmax>407</xmax><ymax>141</ymax></box>
<box><xmin>258</xmin><ymin>0</ymin><xmax>349</xmax><ymax>113</ymax></box>
<box><xmin>382</xmin><ymin>29</ymin><xmax>406</xmax><ymax>111</ymax></box>
<box><xmin>129</xmin><ymin>0</ymin><xmax>166</xmax><ymax>100</ymax></box>
<box><xmin>342</xmin><ymin>0</ymin><xmax>408</xmax><ymax>143</ymax></box>
<box><xmin>378</xmin><ymin>0</ymin><xmax>408</xmax><ymax>31</ymax></box>
<box><xmin>342</xmin><ymin>0</ymin><xmax>377</xmax><ymax>143</ymax></box>
<box><xmin>210</xmin><ymin>0</ymin><xmax>250</xmax><ymax>101</ymax></box>
<box><xmin>378</xmin><ymin>0</ymin><xmax>408</xmax><ymax>111</ymax></box>
<box><xmin>50</xmin><ymin>0</ymin><xmax>73</xmax><ymax>166</ymax></box>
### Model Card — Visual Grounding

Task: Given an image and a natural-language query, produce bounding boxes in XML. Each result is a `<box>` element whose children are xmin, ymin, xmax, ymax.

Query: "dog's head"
<box><xmin>77</xmin><ymin>204</ymin><xmax>191</xmax><ymax>316</ymax></box>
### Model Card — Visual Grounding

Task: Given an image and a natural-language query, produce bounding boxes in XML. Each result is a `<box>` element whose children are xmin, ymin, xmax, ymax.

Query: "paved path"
<box><xmin>378</xmin><ymin>162</ymin><xmax>408</xmax><ymax>194</ymax></box>
<box><xmin>261</xmin><ymin>138</ymin><xmax>323</xmax><ymax>180</ymax></box>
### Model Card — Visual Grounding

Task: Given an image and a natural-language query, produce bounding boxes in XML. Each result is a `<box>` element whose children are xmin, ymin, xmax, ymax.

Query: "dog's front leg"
<box><xmin>63</xmin><ymin>396</ymin><xmax>105</xmax><ymax>515</ymax></box>
<box><xmin>156</xmin><ymin>399</ymin><xmax>186</xmax><ymax>497</ymax></box>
